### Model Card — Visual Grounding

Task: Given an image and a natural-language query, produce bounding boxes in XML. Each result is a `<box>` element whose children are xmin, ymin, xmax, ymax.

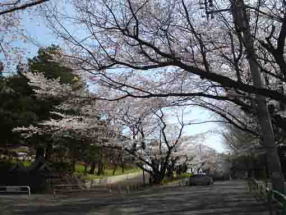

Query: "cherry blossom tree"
<box><xmin>15</xmin><ymin>70</ymin><xmax>109</xmax><ymax>142</ymax></box>
<box><xmin>119</xmin><ymin>107</ymin><xmax>190</xmax><ymax>184</ymax></box>
<box><xmin>0</xmin><ymin>0</ymin><xmax>49</xmax><ymax>15</ymax></box>
<box><xmin>39</xmin><ymin>0</ymin><xmax>286</xmax><ymax>191</ymax></box>
<box><xmin>14</xmin><ymin>69</ymin><xmax>120</xmax><ymax>173</ymax></box>
<box><xmin>188</xmin><ymin>143</ymin><xmax>231</xmax><ymax>179</ymax></box>
<box><xmin>223</xmin><ymin>124</ymin><xmax>259</xmax><ymax>154</ymax></box>
<box><xmin>16</xmin><ymin>69</ymin><xmax>194</xmax><ymax>183</ymax></box>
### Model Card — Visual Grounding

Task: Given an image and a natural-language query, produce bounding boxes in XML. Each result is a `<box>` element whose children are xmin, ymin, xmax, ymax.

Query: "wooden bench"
<box><xmin>0</xmin><ymin>186</ymin><xmax>31</xmax><ymax>196</ymax></box>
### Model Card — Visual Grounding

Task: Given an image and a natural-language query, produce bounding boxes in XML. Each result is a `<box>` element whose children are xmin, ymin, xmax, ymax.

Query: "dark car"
<box><xmin>188</xmin><ymin>174</ymin><xmax>213</xmax><ymax>186</ymax></box>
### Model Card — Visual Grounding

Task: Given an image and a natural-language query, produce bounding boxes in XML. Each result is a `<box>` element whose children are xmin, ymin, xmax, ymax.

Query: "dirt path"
<box><xmin>2</xmin><ymin>180</ymin><xmax>271</xmax><ymax>215</ymax></box>
<box><xmin>85</xmin><ymin>171</ymin><xmax>148</xmax><ymax>188</ymax></box>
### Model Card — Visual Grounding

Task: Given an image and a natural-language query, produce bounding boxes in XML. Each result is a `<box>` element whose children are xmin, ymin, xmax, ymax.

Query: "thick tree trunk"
<box><xmin>45</xmin><ymin>143</ymin><xmax>52</xmax><ymax>161</ymax></box>
<box><xmin>166</xmin><ymin>162</ymin><xmax>175</xmax><ymax>179</ymax></box>
<box><xmin>232</xmin><ymin>0</ymin><xmax>285</xmax><ymax>192</ymax></box>
<box><xmin>97</xmin><ymin>161</ymin><xmax>104</xmax><ymax>175</ymax></box>
<box><xmin>35</xmin><ymin>146</ymin><xmax>45</xmax><ymax>160</ymax></box>
<box><xmin>97</xmin><ymin>149</ymin><xmax>104</xmax><ymax>175</ymax></box>
<box><xmin>89</xmin><ymin>161</ymin><xmax>96</xmax><ymax>174</ymax></box>
<box><xmin>256</xmin><ymin>98</ymin><xmax>284</xmax><ymax>191</ymax></box>
<box><xmin>150</xmin><ymin>173</ymin><xmax>165</xmax><ymax>184</ymax></box>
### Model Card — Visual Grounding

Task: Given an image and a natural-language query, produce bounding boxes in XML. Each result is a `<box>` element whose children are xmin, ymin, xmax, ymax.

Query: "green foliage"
<box><xmin>0</xmin><ymin>45</ymin><xmax>76</xmax><ymax>151</ymax></box>
<box><xmin>178</xmin><ymin>172</ymin><xmax>193</xmax><ymax>179</ymax></box>
<box><xmin>0</xmin><ymin>74</ymin><xmax>43</xmax><ymax>146</ymax></box>
<box><xmin>50</xmin><ymin>161</ymin><xmax>73</xmax><ymax>173</ymax></box>
<box><xmin>80</xmin><ymin>144</ymin><xmax>101</xmax><ymax>164</ymax></box>
<box><xmin>0</xmin><ymin>159</ymin><xmax>32</xmax><ymax>169</ymax></box>
<box><xmin>75</xmin><ymin>163</ymin><xmax>86</xmax><ymax>173</ymax></box>
<box><xmin>28</xmin><ymin>45</ymin><xmax>76</xmax><ymax>84</ymax></box>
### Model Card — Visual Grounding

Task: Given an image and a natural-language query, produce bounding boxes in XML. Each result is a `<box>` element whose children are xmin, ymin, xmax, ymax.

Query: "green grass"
<box><xmin>0</xmin><ymin>159</ymin><xmax>141</xmax><ymax>181</ymax></box>
<box><xmin>74</xmin><ymin>165</ymin><xmax>142</xmax><ymax>180</ymax></box>
<box><xmin>22</xmin><ymin>160</ymin><xmax>32</xmax><ymax>167</ymax></box>
<box><xmin>177</xmin><ymin>172</ymin><xmax>193</xmax><ymax>179</ymax></box>
<box><xmin>3</xmin><ymin>159</ymin><xmax>32</xmax><ymax>167</ymax></box>
<box><xmin>162</xmin><ymin>173</ymin><xmax>193</xmax><ymax>184</ymax></box>
<box><xmin>75</xmin><ymin>164</ymin><xmax>85</xmax><ymax>173</ymax></box>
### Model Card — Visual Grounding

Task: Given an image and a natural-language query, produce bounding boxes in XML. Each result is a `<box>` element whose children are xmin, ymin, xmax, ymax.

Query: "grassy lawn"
<box><xmin>162</xmin><ymin>173</ymin><xmax>193</xmax><ymax>184</ymax></box>
<box><xmin>3</xmin><ymin>159</ymin><xmax>32</xmax><ymax>167</ymax></box>
<box><xmin>75</xmin><ymin>165</ymin><xmax>142</xmax><ymax>180</ymax></box>
<box><xmin>0</xmin><ymin>159</ymin><xmax>141</xmax><ymax>181</ymax></box>
<box><xmin>21</xmin><ymin>160</ymin><xmax>32</xmax><ymax>167</ymax></box>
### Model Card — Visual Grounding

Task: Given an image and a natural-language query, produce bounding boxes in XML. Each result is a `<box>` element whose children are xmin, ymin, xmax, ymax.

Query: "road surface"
<box><xmin>1</xmin><ymin>180</ymin><xmax>271</xmax><ymax>214</ymax></box>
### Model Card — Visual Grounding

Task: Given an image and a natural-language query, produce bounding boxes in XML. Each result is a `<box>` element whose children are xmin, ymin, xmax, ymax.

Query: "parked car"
<box><xmin>188</xmin><ymin>174</ymin><xmax>213</xmax><ymax>186</ymax></box>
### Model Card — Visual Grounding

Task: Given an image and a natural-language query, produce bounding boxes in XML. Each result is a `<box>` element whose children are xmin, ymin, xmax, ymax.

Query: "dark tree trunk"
<box><xmin>150</xmin><ymin>173</ymin><xmax>165</xmax><ymax>184</ymax></box>
<box><xmin>97</xmin><ymin>159</ymin><xmax>104</xmax><ymax>175</ymax></box>
<box><xmin>120</xmin><ymin>159</ymin><xmax>125</xmax><ymax>173</ymax></box>
<box><xmin>112</xmin><ymin>164</ymin><xmax>118</xmax><ymax>175</ymax></box>
<box><xmin>35</xmin><ymin>147</ymin><xmax>45</xmax><ymax>160</ymax></box>
<box><xmin>45</xmin><ymin>143</ymin><xmax>52</xmax><ymax>161</ymax></box>
<box><xmin>97</xmin><ymin>148</ymin><xmax>104</xmax><ymax>175</ymax></box>
<box><xmin>89</xmin><ymin>161</ymin><xmax>96</xmax><ymax>174</ymax></box>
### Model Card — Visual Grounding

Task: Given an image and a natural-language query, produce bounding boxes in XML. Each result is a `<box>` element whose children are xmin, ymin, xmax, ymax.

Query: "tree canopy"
<box><xmin>0</xmin><ymin>45</ymin><xmax>77</xmax><ymax>149</ymax></box>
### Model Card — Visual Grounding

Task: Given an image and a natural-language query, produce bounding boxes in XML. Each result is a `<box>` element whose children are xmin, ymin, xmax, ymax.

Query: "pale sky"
<box><xmin>184</xmin><ymin>107</ymin><xmax>227</xmax><ymax>153</ymax></box>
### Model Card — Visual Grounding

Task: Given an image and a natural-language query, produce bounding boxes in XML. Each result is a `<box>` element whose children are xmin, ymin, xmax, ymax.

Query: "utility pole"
<box><xmin>231</xmin><ymin>0</ymin><xmax>284</xmax><ymax>193</ymax></box>
<box><xmin>200</xmin><ymin>0</ymin><xmax>285</xmax><ymax>192</ymax></box>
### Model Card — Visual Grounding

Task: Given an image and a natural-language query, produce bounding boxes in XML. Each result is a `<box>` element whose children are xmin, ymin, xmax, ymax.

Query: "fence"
<box><xmin>0</xmin><ymin>186</ymin><xmax>31</xmax><ymax>196</ymax></box>
<box><xmin>52</xmin><ymin>182</ymin><xmax>147</xmax><ymax>198</ymax></box>
<box><xmin>248</xmin><ymin>178</ymin><xmax>286</xmax><ymax>215</ymax></box>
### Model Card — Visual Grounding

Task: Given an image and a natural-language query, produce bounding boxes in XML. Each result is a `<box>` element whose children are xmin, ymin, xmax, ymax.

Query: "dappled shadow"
<box><xmin>12</xmin><ymin>181</ymin><xmax>269</xmax><ymax>215</ymax></box>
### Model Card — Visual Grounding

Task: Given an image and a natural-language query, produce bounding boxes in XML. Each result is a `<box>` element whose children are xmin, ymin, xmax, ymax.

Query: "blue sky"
<box><xmin>16</xmin><ymin>11</ymin><xmax>227</xmax><ymax>153</ymax></box>
<box><xmin>21</xmin><ymin>12</ymin><xmax>56</xmax><ymax>57</ymax></box>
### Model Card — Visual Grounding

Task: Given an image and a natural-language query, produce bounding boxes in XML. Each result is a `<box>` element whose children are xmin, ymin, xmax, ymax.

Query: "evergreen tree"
<box><xmin>0</xmin><ymin>45</ymin><xmax>77</xmax><ymax>160</ymax></box>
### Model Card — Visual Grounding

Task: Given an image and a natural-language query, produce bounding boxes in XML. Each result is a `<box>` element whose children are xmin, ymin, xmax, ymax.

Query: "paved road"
<box><xmin>2</xmin><ymin>180</ymin><xmax>271</xmax><ymax>215</ymax></box>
